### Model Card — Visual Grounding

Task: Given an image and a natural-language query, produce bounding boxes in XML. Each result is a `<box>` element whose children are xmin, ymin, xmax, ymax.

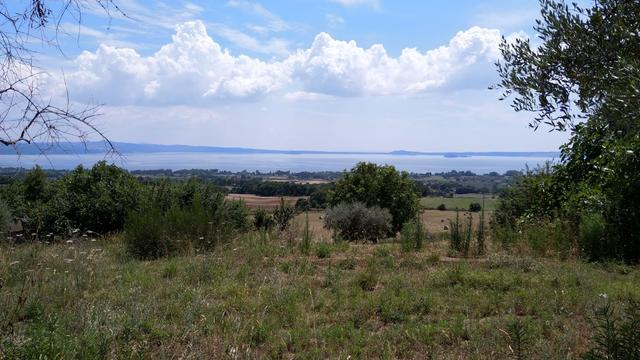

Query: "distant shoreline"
<box><xmin>0</xmin><ymin>141</ymin><xmax>560</xmax><ymax>158</ymax></box>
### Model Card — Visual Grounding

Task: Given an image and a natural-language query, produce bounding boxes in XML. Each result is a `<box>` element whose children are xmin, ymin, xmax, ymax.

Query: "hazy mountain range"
<box><xmin>0</xmin><ymin>142</ymin><xmax>560</xmax><ymax>158</ymax></box>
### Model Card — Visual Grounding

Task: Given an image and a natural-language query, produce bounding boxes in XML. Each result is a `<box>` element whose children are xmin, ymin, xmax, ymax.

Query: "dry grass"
<box><xmin>225</xmin><ymin>194</ymin><xmax>306</xmax><ymax>210</ymax></box>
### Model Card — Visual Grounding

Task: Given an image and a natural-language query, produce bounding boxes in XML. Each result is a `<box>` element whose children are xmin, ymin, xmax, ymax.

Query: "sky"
<box><xmin>31</xmin><ymin>0</ymin><xmax>571</xmax><ymax>151</ymax></box>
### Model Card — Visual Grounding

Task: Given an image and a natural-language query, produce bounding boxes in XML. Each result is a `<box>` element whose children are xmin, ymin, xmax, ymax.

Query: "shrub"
<box><xmin>224</xmin><ymin>200</ymin><xmax>251</xmax><ymax>232</ymax></box>
<box><xmin>300</xmin><ymin>212</ymin><xmax>312</xmax><ymax>255</ymax></box>
<box><xmin>436</xmin><ymin>203</ymin><xmax>447</xmax><ymax>211</ymax></box>
<box><xmin>0</xmin><ymin>199</ymin><xmax>11</xmax><ymax>235</ymax></box>
<box><xmin>124</xmin><ymin>189</ymin><xmax>237</xmax><ymax>259</ymax></box>
<box><xmin>124</xmin><ymin>205</ymin><xmax>183</xmax><ymax>260</ymax></box>
<box><xmin>469</xmin><ymin>202</ymin><xmax>482</xmax><ymax>212</ymax></box>
<box><xmin>324</xmin><ymin>202</ymin><xmax>391</xmax><ymax>243</ymax></box>
<box><xmin>449</xmin><ymin>209</ymin><xmax>472</xmax><ymax>256</ymax></box>
<box><xmin>355</xmin><ymin>270</ymin><xmax>377</xmax><ymax>291</ymax></box>
<box><xmin>583</xmin><ymin>297</ymin><xmax>640</xmax><ymax>360</ymax></box>
<box><xmin>253</xmin><ymin>208</ymin><xmax>274</xmax><ymax>231</ymax></box>
<box><xmin>329</xmin><ymin>162</ymin><xmax>420</xmax><ymax>233</ymax></box>
<box><xmin>315</xmin><ymin>243</ymin><xmax>331</xmax><ymax>259</ymax></box>
<box><xmin>400</xmin><ymin>218</ymin><xmax>425</xmax><ymax>252</ymax></box>
<box><xmin>273</xmin><ymin>198</ymin><xmax>295</xmax><ymax>231</ymax></box>
<box><xmin>579</xmin><ymin>213</ymin><xmax>608</xmax><ymax>261</ymax></box>
<box><xmin>295</xmin><ymin>198</ymin><xmax>311</xmax><ymax>212</ymax></box>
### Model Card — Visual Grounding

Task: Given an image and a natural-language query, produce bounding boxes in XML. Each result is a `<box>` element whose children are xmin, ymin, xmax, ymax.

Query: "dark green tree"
<box><xmin>23</xmin><ymin>165</ymin><xmax>48</xmax><ymax>202</ymax></box>
<box><xmin>495</xmin><ymin>0</ymin><xmax>640</xmax><ymax>262</ymax></box>
<box><xmin>329</xmin><ymin>162</ymin><xmax>420</xmax><ymax>233</ymax></box>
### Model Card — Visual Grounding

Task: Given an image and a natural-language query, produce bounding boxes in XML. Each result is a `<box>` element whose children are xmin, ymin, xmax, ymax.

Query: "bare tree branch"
<box><xmin>0</xmin><ymin>0</ymin><xmax>126</xmax><ymax>156</ymax></box>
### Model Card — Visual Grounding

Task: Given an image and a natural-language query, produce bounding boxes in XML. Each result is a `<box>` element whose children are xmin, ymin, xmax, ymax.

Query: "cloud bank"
<box><xmin>64</xmin><ymin>20</ymin><xmax>511</xmax><ymax>105</ymax></box>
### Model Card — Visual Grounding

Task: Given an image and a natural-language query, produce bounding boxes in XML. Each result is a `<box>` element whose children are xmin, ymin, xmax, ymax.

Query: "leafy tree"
<box><xmin>495</xmin><ymin>0</ymin><xmax>640</xmax><ymax>262</ymax></box>
<box><xmin>22</xmin><ymin>165</ymin><xmax>48</xmax><ymax>202</ymax></box>
<box><xmin>60</xmin><ymin>161</ymin><xmax>142</xmax><ymax>234</ymax></box>
<box><xmin>329</xmin><ymin>162</ymin><xmax>420</xmax><ymax>233</ymax></box>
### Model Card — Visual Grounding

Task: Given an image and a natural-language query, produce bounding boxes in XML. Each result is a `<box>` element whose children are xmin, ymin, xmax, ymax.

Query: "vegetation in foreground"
<box><xmin>1</xmin><ymin>233</ymin><xmax>639</xmax><ymax>359</ymax></box>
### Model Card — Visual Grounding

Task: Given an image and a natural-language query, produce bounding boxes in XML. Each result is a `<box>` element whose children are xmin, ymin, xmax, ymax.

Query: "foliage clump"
<box><xmin>494</xmin><ymin>0</ymin><xmax>640</xmax><ymax>262</ymax></box>
<box><xmin>324</xmin><ymin>202</ymin><xmax>391</xmax><ymax>243</ymax></box>
<box><xmin>273</xmin><ymin>198</ymin><xmax>295</xmax><ymax>231</ymax></box>
<box><xmin>329</xmin><ymin>162</ymin><xmax>420</xmax><ymax>233</ymax></box>
<box><xmin>400</xmin><ymin>218</ymin><xmax>425</xmax><ymax>252</ymax></box>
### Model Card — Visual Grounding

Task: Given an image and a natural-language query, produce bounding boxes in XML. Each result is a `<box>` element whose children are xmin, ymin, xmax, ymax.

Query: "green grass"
<box><xmin>421</xmin><ymin>195</ymin><xmax>498</xmax><ymax>211</ymax></box>
<box><xmin>1</xmin><ymin>236</ymin><xmax>639</xmax><ymax>359</ymax></box>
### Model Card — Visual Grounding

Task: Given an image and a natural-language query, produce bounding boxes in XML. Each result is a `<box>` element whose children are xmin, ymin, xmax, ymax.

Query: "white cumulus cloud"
<box><xmin>62</xmin><ymin>20</ymin><xmax>513</xmax><ymax>105</ymax></box>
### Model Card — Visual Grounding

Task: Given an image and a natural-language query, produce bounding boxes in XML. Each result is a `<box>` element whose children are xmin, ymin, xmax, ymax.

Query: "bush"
<box><xmin>583</xmin><ymin>297</ymin><xmax>640</xmax><ymax>360</ymax></box>
<box><xmin>329</xmin><ymin>162</ymin><xmax>420</xmax><ymax>233</ymax></box>
<box><xmin>436</xmin><ymin>203</ymin><xmax>447</xmax><ymax>211</ymax></box>
<box><xmin>579</xmin><ymin>213</ymin><xmax>608</xmax><ymax>261</ymax></box>
<box><xmin>124</xmin><ymin>204</ymin><xmax>183</xmax><ymax>260</ymax></box>
<box><xmin>295</xmin><ymin>198</ymin><xmax>311</xmax><ymax>212</ymax></box>
<box><xmin>224</xmin><ymin>200</ymin><xmax>251</xmax><ymax>232</ymax></box>
<box><xmin>469</xmin><ymin>203</ymin><xmax>482</xmax><ymax>212</ymax></box>
<box><xmin>0</xmin><ymin>199</ymin><xmax>11</xmax><ymax>234</ymax></box>
<box><xmin>273</xmin><ymin>198</ymin><xmax>295</xmax><ymax>231</ymax></box>
<box><xmin>324</xmin><ymin>202</ymin><xmax>391</xmax><ymax>243</ymax></box>
<box><xmin>124</xmin><ymin>188</ymin><xmax>240</xmax><ymax>260</ymax></box>
<box><xmin>253</xmin><ymin>208</ymin><xmax>274</xmax><ymax>231</ymax></box>
<box><xmin>315</xmin><ymin>243</ymin><xmax>331</xmax><ymax>259</ymax></box>
<box><xmin>300</xmin><ymin>212</ymin><xmax>312</xmax><ymax>255</ymax></box>
<box><xmin>400</xmin><ymin>218</ymin><xmax>425</xmax><ymax>252</ymax></box>
<box><xmin>449</xmin><ymin>209</ymin><xmax>472</xmax><ymax>256</ymax></box>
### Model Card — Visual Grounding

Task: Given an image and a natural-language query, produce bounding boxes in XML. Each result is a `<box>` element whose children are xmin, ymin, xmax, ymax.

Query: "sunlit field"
<box><xmin>2</xmin><ymin>224</ymin><xmax>638</xmax><ymax>359</ymax></box>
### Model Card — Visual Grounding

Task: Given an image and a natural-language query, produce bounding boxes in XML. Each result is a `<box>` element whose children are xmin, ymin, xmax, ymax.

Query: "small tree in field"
<box><xmin>273</xmin><ymin>198</ymin><xmax>295</xmax><ymax>231</ymax></box>
<box><xmin>329</xmin><ymin>162</ymin><xmax>420</xmax><ymax>234</ymax></box>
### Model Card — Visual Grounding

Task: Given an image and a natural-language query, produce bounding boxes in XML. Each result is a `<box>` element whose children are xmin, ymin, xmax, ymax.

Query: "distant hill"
<box><xmin>0</xmin><ymin>142</ymin><xmax>560</xmax><ymax>158</ymax></box>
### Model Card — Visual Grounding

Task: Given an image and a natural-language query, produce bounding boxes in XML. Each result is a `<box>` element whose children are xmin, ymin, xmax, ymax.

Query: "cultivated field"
<box><xmin>421</xmin><ymin>195</ymin><xmax>498</xmax><ymax>212</ymax></box>
<box><xmin>296</xmin><ymin>210</ymin><xmax>491</xmax><ymax>241</ymax></box>
<box><xmin>2</xmin><ymin>235</ymin><xmax>638</xmax><ymax>359</ymax></box>
<box><xmin>225</xmin><ymin>194</ymin><xmax>305</xmax><ymax>210</ymax></box>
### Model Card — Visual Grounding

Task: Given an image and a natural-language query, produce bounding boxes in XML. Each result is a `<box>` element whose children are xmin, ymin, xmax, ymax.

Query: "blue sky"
<box><xmin>32</xmin><ymin>0</ymin><xmax>570</xmax><ymax>151</ymax></box>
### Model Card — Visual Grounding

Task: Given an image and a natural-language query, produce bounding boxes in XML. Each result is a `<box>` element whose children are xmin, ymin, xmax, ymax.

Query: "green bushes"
<box><xmin>329</xmin><ymin>162</ymin><xmax>420</xmax><ymax>233</ymax></box>
<box><xmin>273</xmin><ymin>198</ymin><xmax>295</xmax><ymax>231</ymax></box>
<box><xmin>0</xmin><ymin>162</ymin><xmax>142</xmax><ymax>237</ymax></box>
<box><xmin>468</xmin><ymin>203</ymin><xmax>481</xmax><ymax>212</ymax></box>
<box><xmin>449</xmin><ymin>209</ymin><xmax>472</xmax><ymax>256</ymax></box>
<box><xmin>400</xmin><ymin>218</ymin><xmax>425</xmax><ymax>252</ymax></box>
<box><xmin>124</xmin><ymin>191</ymin><xmax>249</xmax><ymax>259</ymax></box>
<box><xmin>253</xmin><ymin>208</ymin><xmax>274</xmax><ymax>231</ymax></box>
<box><xmin>579</xmin><ymin>214</ymin><xmax>608</xmax><ymax>262</ymax></box>
<box><xmin>0</xmin><ymin>199</ymin><xmax>11</xmax><ymax>234</ymax></box>
<box><xmin>323</xmin><ymin>202</ymin><xmax>391</xmax><ymax>242</ymax></box>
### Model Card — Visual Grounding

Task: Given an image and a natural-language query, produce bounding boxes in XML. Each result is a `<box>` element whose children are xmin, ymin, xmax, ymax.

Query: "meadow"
<box><xmin>1</xmin><ymin>221</ymin><xmax>639</xmax><ymax>359</ymax></box>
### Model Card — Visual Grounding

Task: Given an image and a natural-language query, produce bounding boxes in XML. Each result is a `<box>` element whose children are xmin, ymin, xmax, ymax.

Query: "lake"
<box><xmin>0</xmin><ymin>152</ymin><xmax>557</xmax><ymax>174</ymax></box>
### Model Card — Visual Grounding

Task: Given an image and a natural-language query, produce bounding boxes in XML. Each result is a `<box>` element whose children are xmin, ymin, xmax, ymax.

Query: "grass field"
<box><xmin>421</xmin><ymin>195</ymin><xmax>498</xmax><ymax>212</ymax></box>
<box><xmin>225</xmin><ymin>194</ymin><xmax>305</xmax><ymax>210</ymax></box>
<box><xmin>2</xmin><ymin>231</ymin><xmax>638</xmax><ymax>359</ymax></box>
